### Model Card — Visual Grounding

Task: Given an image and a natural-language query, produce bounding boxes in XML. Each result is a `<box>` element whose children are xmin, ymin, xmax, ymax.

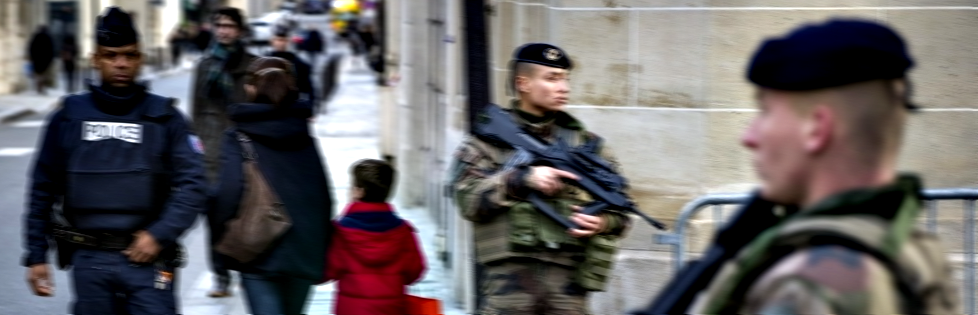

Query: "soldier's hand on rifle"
<box><xmin>26</xmin><ymin>263</ymin><xmax>54</xmax><ymax>297</ymax></box>
<box><xmin>567</xmin><ymin>205</ymin><xmax>607</xmax><ymax>238</ymax></box>
<box><xmin>526</xmin><ymin>166</ymin><xmax>579</xmax><ymax>196</ymax></box>
<box><xmin>124</xmin><ymin>230</ymin><xmax>161</xmax><ymax>263</ymax></box>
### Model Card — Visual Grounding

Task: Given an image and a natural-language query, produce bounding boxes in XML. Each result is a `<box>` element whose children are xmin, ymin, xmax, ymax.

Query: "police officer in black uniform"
<box><xmin>22</xmin><ymin>7</ymin><xmax>206</xmax><ymax>314</ymax></box>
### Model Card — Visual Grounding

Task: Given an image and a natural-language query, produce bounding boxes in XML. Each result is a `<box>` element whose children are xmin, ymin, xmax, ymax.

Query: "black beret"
<box><xmin>512</xmin><ymin>43</ymin><xmax>573</xmax><ymax>70</ymax></box>
<box><xmin>96</xmin><ymin>7</ymin><xmax>139</xmax><ymax>47</ymax></box>
<box><xmin>748</xmin><ymin>19</ymin><xmax>913</xmax><ymax>92</ymax></box>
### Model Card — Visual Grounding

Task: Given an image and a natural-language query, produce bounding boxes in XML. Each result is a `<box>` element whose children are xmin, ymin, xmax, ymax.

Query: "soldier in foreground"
<box><xmin>644</xmin><ymin>19</ymin><xmax>959</xmax><ymax>314</ymax></box>
<box><xmin>451</xmin><ymin>43</ymin><xmax>632</xmax><ymax>314</ymax></box>
<box><xmin>22</xmin><ymin>7</ymin><xmax>206</xmax><ymax>314</ymax></box>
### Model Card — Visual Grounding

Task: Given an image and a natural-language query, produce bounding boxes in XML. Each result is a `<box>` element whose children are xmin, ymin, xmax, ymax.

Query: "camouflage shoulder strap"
<box><xmin>722</xmin><ymin>221</ymin><xmax>922</xmax><ymax>314</ymax></box>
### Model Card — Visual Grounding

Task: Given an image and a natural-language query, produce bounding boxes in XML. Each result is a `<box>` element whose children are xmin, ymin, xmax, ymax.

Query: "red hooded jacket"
<box><xmin>326</xmin><ymin>202</ymin><xmax>426</xmax><ymax>315</ymax></box>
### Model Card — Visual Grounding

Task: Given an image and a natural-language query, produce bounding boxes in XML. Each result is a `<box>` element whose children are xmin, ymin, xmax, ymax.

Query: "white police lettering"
<box><xmin>82</xmin><ymin>121</ymin><xmax>143</xmax><ymax>144</ymax></box>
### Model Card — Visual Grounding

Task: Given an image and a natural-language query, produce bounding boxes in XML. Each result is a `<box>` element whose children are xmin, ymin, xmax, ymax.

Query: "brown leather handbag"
<box><xmin>215</xmin><ymin>132</ymin><xmax>292</xmax><ymax>263</ymax></box>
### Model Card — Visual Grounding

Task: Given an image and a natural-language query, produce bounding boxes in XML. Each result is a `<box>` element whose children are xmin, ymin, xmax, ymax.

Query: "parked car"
<box><xmin>249</xmin><ymin>20</ymin><xmax>273</xmax><ymax>45</ymax></box>
<box><xmin>249</xmin><ymin>11</ymin><xmax>295</xmax><ymax>45</ymax></box>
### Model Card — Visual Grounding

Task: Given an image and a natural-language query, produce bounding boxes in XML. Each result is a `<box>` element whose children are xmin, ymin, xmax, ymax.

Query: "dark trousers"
<box><xmin>241</xmin><ymin>272</ymin><xmax>314</xmax><ymax>315</ymax></box>
<box><xmin>171</xmin><ymin>46</ymin><xmax>182</xmax><ymax>69</ymax></box>
<box><xmin>62</xmin><ymin>62</ymin><xmax>76</xmax><ymax>93</ymax></box>
<box><xmin>206</xmin><ymin>212</ymin><xmax>231</xmax><ymax>281</ymax></box>
<box><xmin>305</xmin><ymin>51</ymin><xmax>318</xmax><ymax>68</ymax></box>
<box><xmin>71</xmin><ymin>248</ymin><xmax>178</xmax><ymax>315</ymax></box>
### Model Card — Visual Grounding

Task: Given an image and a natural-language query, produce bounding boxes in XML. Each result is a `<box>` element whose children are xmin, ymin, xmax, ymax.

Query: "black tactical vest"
<box><xmin>59</xmin><ymin>92</ymin><xmax>175</xmax><ymax>232</ymax></box>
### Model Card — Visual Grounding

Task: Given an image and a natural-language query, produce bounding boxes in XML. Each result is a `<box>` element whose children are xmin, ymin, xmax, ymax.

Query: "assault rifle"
<box><xmin>631</xmin><ymin>193</ymin><xmax>779</xmax><ymax>314</ymax></box>
<box><xmin>472</xmin><ymin>103</ymin><xmax>667</xmax><ymax>231</ymax></box>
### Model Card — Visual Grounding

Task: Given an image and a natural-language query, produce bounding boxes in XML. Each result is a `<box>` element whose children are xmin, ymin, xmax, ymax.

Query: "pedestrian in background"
<box><xmin>193</xmin><ymin>22</ymin><xmax>213</xmax><ymax>53</ymax></box>
<box><xmin>191</xmin><ymin>6</ymin><xmax>257</xmax><ymax>298</ymax></box>
<box><xmin>326</xmin><ymin>159</ymin><xmax>426</xmax><ymax>315</ymax></box>
<box><xmin>299</xmin><ymin>25</ymin><xmax>324</xmax><ymax>68</ymax></box>
<box><xmin>210</xmin><ymin>56</ymin><xmax>333</xmax><ymax>315</ymax></box>
<box><xmin>28</xmin><ymin>25</ymin><xmax>55</xmax><ymax>95</ymax></box>
<box><xmin>268</xmin><ymin>26</ymin><xmax>317</xmax><ymax>111</ymax></box>
<box><xmin>23</xmin><ymin>7</ymin><xmax>206</xmax><ymax>314</ymax></box>
<box><xmin>168</xmin><ymin>26</ymin><xmax>187</xmax><ymax>69</ymax></box>
<box><xmin>59</xmin><ymin>35</ymin><xmax>78</xmax><ymax>93</ymax></box>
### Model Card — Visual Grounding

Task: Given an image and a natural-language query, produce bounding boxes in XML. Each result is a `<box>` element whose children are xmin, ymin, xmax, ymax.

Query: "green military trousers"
<box><xmin>479</xmin><ymin>258</ymin><xmax>591</xmax><ymax>315</ymax></box>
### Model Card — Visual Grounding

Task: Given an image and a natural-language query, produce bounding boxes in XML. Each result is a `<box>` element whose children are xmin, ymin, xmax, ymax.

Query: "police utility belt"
<box><xmin>53</xmin><ymin>225</ymin><xmax>133</xmax><ymax>251</ymax></box>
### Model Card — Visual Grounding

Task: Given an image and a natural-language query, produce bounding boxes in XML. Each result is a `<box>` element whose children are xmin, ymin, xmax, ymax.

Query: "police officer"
<box><xmin>678</xmin><ymin>19</ymin><xmax>959</xmax><ymax>313</ymax></box>
<box><xmin>451</xmin><ymin>43</ymin><xmax>632</xmax><ymax>314</ymax></box>
<box><xmin>22</xmin><ymin>7</ymin><xmax>206</xmax><ymax>314</ymax></box>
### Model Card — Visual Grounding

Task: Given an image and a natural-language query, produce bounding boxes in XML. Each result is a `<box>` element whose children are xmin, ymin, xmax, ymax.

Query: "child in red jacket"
<box><xmin>326</xmin><ymin>159</ymin><xmax>426</xmax><ymax>315</ymax></box>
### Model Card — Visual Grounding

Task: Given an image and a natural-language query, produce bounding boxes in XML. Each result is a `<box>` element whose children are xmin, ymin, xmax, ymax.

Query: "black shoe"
<box><xmin>207</xmin><ymin>275</ymin><xmax>231</xmax><ymax>298</ymax></box>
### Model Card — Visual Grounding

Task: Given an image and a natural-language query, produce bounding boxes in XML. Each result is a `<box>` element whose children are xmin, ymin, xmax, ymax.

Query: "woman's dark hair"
<box><xmin>246</xmin><ymin>57</ymin><xmax>298</xmax><ymax>107</ymax></box>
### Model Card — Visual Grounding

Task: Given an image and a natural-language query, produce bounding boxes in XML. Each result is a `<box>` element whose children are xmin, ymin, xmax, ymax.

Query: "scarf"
<box><xmin>204</xmin><ymin>41</ymin><xmax>242</xmax><ymax>99</ymax></box>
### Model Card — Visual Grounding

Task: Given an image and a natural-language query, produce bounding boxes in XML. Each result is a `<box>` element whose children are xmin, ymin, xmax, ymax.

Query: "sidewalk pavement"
<box><xmin>223</xmin><ymin>53</ymin><xmax>467</xmax><ymax>315</ymax></box>
<box><xmin>0</xmin><ymin>60</ymin><xmax>193</xmax><ymax>123</ymax></box>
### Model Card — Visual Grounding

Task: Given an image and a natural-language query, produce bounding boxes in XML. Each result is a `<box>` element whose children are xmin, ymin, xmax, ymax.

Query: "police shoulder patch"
<box><xmin>188</xmin><ymin>134</ymin><xmax>204</xmax><ymax>154</ymax></box>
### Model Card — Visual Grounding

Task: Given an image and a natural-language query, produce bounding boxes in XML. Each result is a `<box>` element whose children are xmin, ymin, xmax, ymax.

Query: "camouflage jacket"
<box><xmin>451</xmin><ymin>102</ymin><xmax>632</xmax><ymax>266</ymax></box>
<box><xmin>690</xmin><ymin>175</ymin><xmax>959</xmax><ymax>314</ymax></box>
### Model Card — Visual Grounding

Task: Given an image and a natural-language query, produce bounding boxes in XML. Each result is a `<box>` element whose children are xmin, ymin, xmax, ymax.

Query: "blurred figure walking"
<box><xmin>59</xmin><ymin>35</ymin><xmax>78</xmax><ymax>93</ymax></box>
<box><xmin>28</xmin><ymin>26</ymin><xmax>55</xmax><ymax>95</ymax></box>
<box><xmin>299</xmin><ymin>26</ymin><xmax>324</xmax><ymax>68</ymax></box>
<box><xmin>268</xmin><ymin>26</ymin><xmax>317</xmax><ymax>112</ymax></box>
<box><xmin>191</xmin><ymin>6</ymin><xmax>257</xmax><ymax>298</ymax></box>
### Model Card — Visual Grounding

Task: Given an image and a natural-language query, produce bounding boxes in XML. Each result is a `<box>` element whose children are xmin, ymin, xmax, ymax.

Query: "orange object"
<box><xmin>406</xmin><ymin>295</ymin><xmax>442</xmax><ymax>315</ymax></box>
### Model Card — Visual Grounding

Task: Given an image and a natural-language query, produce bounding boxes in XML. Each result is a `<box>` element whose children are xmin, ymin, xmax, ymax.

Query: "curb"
<box><xmin>0</xmin><ymin>66</ymin><xmax>188</xmax><ymax>125</ymax></box>
<box><xmin>0</xmin><ymin>96</ymin><xmax>60</xmax><ymax>124</ymax></box>
<box><xmin>0</xmin><ymin>107</ymin><xmax>35</xmax><ymax>123</ymax></box>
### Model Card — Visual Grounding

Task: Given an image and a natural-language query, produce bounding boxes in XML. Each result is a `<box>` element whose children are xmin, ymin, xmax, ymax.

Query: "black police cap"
<box><xmin>96</xmin><ymin>7</ymin><xmax>139</xmax><ymax>47</ymax></box>
<box><xmin>512</xmin><ymin>43</ymin><xmax>573</xmax><ymax>70</ymax></box>
<box><xmin>747</xmin><ymin>19</ymin><xmax>916</xmax><ymax>109</ymax></box>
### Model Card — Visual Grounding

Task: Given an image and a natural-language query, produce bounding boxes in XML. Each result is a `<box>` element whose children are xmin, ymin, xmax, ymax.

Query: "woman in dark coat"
<box><xmin>210</xmin><ymin>57</ymin><xmax>333</xmax><ymax>314</ymax></box>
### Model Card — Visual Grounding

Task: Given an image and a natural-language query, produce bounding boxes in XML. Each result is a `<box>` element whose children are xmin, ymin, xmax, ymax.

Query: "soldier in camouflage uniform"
<box><xmin>451</xmin><ymin>43</ymin><xmax>632</xmax><ymax>315</ymax></box>
<box><xmin>688</xmin><ymin>19</ymin><xmax>959</xmax><ymax>313</ymax></box>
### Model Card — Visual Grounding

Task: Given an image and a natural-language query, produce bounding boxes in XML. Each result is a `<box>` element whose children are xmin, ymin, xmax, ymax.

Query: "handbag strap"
<box><xmin>236</xmin><ymin>132</ymin><xmax>257</xmax><ymax>161</ymax></box>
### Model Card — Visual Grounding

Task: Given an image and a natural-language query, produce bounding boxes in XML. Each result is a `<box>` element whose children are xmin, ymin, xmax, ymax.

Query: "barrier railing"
<box><xmin>653</xmin><ymin>189</ymin><xmax>978</xmax><ymax>314</ymax></box>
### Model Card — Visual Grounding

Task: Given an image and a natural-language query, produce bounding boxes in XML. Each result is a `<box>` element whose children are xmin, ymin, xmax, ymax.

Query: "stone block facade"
<box><xmin>379</xmin><ymin>1</ymin><xmax>978</xmax><ymax>313</ymax></box>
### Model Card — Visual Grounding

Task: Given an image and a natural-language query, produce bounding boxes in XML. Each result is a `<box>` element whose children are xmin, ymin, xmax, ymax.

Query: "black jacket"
<box><xmin>28</xmin><ymin>30</ymin><xmax>55</xmax><ymax>73</ymax></box>
<box><xmin>210</xmin><ymin>101</ymin><xmax>333</xmax><ymax>281</ymax></box>
<box><xmin>300</xmin><ymin>30</ymin><xmax>324</xmax><ymax>52</ymax></box>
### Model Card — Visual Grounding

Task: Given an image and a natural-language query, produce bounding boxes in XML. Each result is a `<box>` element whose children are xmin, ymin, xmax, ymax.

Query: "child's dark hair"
<box><xmin>351</xmin><ymin>159</ymin><xmax>396</xmax><ymax>203</ymax></box>
<box><xmin>246</xmin><ymin>57</ymin><xmax>298</xmax><ymax>107</ymax></box>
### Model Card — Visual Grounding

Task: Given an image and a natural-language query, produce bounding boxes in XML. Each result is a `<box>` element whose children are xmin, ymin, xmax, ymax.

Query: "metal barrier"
<box><xmin>653</xmin><ymin>189</ymin><xmax>978</xmax><ymax>314</ymax></box>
